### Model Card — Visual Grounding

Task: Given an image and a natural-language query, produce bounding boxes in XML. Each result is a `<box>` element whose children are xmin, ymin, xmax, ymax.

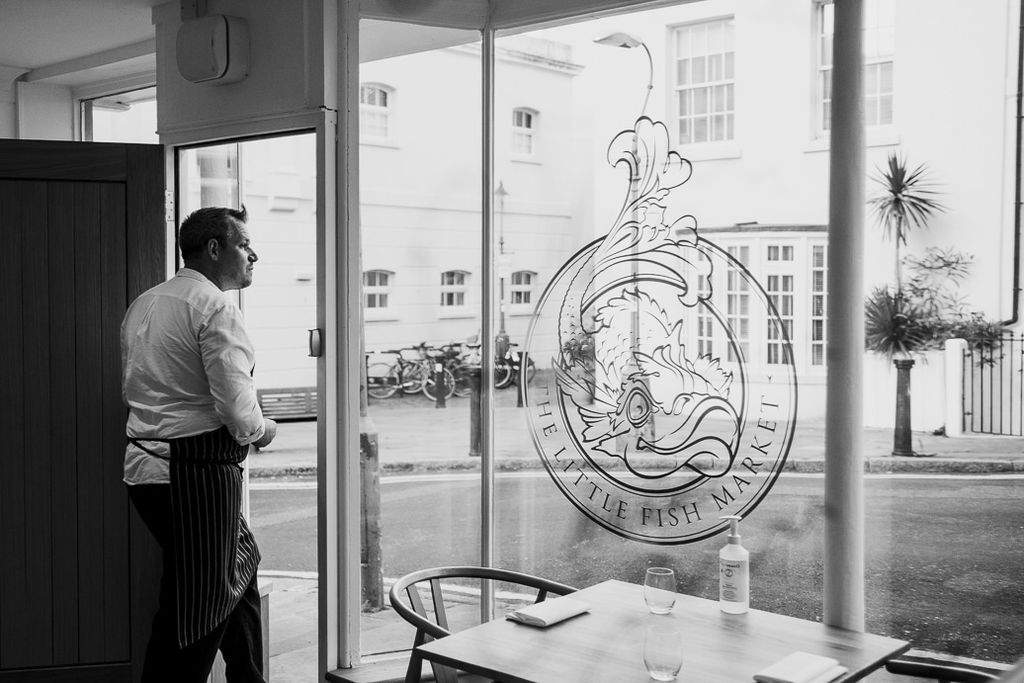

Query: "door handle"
<box><xmin>308</xmin><ymin>328</ymin><xmax>323</xmax><ymax>358</ymax></box>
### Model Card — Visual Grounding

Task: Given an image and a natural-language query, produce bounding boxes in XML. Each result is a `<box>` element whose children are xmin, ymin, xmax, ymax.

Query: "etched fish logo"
<box><xmin>553</xmin><ymin>117</ymin><xmax>741</xmax><ymax>489</ymax></box>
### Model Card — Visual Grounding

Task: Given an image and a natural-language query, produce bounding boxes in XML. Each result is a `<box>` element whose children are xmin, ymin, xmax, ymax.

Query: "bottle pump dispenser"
<box><xmin>719</xmin><ymin>515</ymin><xmax>749</xmax><ymax>614</ymax></box>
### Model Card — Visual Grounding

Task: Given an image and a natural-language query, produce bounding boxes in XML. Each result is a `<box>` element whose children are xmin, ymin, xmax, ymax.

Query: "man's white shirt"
<box><xmin>121</xmin><ymin>268</ymin><xmax>265</xmax><ymax>485</ymax></box>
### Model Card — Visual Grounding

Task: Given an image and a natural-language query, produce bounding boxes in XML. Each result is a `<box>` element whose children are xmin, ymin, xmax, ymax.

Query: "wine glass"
<box><xmin>643</xmin><ymin>623</ymin><xmax>683</xmax><ymax>681</ymax></box>
<box><xmin>643</xmin><ymin>567</ymin><xmax>677</xmax><ymax>615</ymax></box>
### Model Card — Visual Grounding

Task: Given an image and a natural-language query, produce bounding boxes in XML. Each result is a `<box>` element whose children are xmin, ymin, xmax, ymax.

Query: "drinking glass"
<box><xmin>643</xmin><ymin>567</ymin><xmax>676</xmax><ymax>614</ymax></box>
<box><xmin>643</xmin><ymin>624</ymin><xmax>683</xmax><ymax>681</ymax></box>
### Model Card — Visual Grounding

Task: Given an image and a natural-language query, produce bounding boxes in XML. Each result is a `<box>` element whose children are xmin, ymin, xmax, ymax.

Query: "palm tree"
<box><xmin>869</xmin><ymin>154</ymin><xmax>945</xmax><ymax>301</ymax></box>
<box><xmin>867</xmin><ymin>153</ymin><xmax>945</xmax><ymax>456</ymax></box>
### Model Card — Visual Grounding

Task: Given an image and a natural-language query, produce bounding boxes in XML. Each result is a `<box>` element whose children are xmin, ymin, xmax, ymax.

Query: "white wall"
<box><xmin>359</xmin><ymin>38</ymin><xmax>585</xmax><ymax>354</ymax></box>
<box><xmin>15</xmin><ymin>81</ymin><xmax>73</xmax><ymax>139</ymax></box>
<box><xmin>0</xmin><ymin>67</ymin><xmax>26</xmax><ymax>138</ymax></box>
<box><xmin>863</xmin><ymin>350</ymin><xmax>946</xmax><ymax>432</ymax></box>
<box><xmin>540</xmin><ymin>0</ymin><xmax>1016</xmax><ymax>319</ymax></box>
<box><xmin>153</xmin><ymin>0</ymin><xmax>332</xmax><ymax>143</ymax></box>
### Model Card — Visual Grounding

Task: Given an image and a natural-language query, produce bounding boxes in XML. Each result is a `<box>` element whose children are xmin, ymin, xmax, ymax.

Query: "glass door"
<box><xmin>178</xmin><ymin>132</ymin><xmax>320</xmax><ymax>679</ymax></box>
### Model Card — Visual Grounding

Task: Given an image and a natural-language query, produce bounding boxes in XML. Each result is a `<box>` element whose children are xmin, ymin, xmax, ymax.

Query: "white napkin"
<box><xmin>505</xmin><ymin>596</ymin><xmax>590</xmax><ymax>628</ymax></box>
<box><xmin>753</xmin><ymin>651</ymin><xmax>848</xmax><ymax>683</ymax></box>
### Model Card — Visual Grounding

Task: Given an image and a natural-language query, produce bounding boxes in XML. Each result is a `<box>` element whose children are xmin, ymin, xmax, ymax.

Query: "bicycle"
<box><xmin>366</xmin><ymin>345</ymin><xmax>429</xmax><ymax>399</ymax></box>
<box><xmin>367</xmin><ymin>344</ymin><xmax>457</xmax><ymax>401</ymax></box>
<box><xmin>495</xmin><ymin>342</ymin><xmax>536</xmax><ymax>389</ymax></box>
<box><xmin>454</xmin><ymin>339</ymin><xmax>536</xmax><ymax>392</ymax></box>
<box><xmin>420</xmin><ymin>346</ymin><xmax>456</xmax><ymax>401</ymax></box>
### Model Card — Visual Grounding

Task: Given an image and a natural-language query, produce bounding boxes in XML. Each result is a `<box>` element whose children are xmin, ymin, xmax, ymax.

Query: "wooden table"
<box><xmin>417</xmin><ymin>580</ymin><xmax>909</xmax><ymax>683</ymax></box>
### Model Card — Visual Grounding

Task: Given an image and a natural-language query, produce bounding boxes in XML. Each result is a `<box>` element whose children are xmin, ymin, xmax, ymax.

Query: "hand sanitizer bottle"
<box><xmin>719</xmin><ymin>515</ymin><xmax>749</xmax><ymax>614</ymax></box>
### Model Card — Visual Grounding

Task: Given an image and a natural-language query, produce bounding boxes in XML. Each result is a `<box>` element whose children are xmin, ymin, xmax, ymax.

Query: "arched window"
<box><xmin>512</xmin><ymin>108</ymin><xmax>537</xmax><ymax>156</ymax></box>
<box><xmin>363</xmin><ymin>269</ymin><xmax>393</xmax><ymax>309</ymax></box>
<box><xmin>510</xmin><ymin>270</ymin><xmax>536</xmax><ymax>306</ymax></box>
<box><xmin>360</xmin><ymin>83</ymin><xmax>394</xmax><ymax>140</ymax></box>
<box><xmin>440</xmin><ymin>270</ymin><xmax>469</xmax><ymax>308</ymax></box>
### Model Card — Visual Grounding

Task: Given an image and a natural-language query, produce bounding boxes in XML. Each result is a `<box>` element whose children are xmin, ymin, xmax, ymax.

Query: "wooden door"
<box><xmin>0</xmin><ymin>140</ymin><xmax>165</xmax><ymax>682</ymax></box>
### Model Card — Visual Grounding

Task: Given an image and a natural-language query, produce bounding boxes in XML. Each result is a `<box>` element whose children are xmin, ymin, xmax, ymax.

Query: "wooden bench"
<box><xmin>257</xmin><ymin>386</ymin><xmax>317</xmax><ymax>421</ymax></box>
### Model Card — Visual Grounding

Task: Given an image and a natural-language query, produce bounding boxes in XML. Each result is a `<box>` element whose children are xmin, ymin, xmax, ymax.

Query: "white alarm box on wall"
<box><xmin>176</xmin><ymin>15</ymin><xmax>249</xmax><ymax>85</ymax></box>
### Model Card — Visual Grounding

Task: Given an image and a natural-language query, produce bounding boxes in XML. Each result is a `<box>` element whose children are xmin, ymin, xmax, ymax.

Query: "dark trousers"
<box><xmin>129</xmin><ymin>484</ymin><xmax>266</xmax><ymax>683</ymax></box>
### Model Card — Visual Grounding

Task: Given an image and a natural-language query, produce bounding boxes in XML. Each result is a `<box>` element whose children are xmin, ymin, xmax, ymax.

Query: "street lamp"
<box><xmin>495</xmin><ymin>180</ymin><xmax>510</xmax><ymax>358</ymax></box>
<box><xmin>594</xmin><ymin>32</ymin><xmax>653</xmax><ymax>119</ymax></box>
<box><xmin>594</xmin><ymin>32</ymin><xmax>652</xmax><ymax>356</ymax></box>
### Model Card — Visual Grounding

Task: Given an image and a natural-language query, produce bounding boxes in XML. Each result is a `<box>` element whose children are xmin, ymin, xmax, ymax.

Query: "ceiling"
<box><xmin>0</xmin><ymin>0</ymin><xmax>159</xmax><ymax>71</ymax></box>
<box><xmin>0</xmin><ymin>0</ymin><xmax>476</xmax><ymax>87</ymax></box>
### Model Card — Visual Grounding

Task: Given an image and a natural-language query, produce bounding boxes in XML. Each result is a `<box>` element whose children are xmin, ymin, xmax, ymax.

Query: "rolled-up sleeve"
<box><xmin>199</xmin><ymin>302</ymin><xmax>266</xmax><ymax>445</ymax></box>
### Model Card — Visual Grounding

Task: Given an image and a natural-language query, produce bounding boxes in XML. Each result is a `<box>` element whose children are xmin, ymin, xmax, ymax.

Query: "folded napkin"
<box><xmin>753</xmin><ymin>651</ymin><xmax>848</xmax><ymax>683</ymax></box>
<box><xmin>505</xmin><ymin>596</ymin><xmax>590</xmax><ymax>628</ymax></box>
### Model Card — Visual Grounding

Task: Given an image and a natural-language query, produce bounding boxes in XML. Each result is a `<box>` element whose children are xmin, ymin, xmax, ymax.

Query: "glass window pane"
<box><xmin>712</xmin><ymin>114</ymin><xmax>725</xmax><ymax>140</ymax></box>
<box><xmin>676</xmin><ymin>27</ymin><xmax>690</xmax><ymax>55</ymax></box>
<box><xmin>865</xmin><ymin>96</ymin><xmax>879</xmax><ymax>125</ymax></box>
<box><xmin>691</xmin><ymin>56</ymin><xmax>706</xmax><ymax>84</ymax></box>
<box><xmin>880</xmin><ymin>61</ymin><xmax>893</xmax><ymax>91</ymax></box>
<box><xmin>865</xmin><ymin>64</ymin><xmax>879</xmax><ymax>93</ymax></box>
<box><xmin>709</xmin><ymin>54</ymin><xmax>722</xmax><ymax>81</ymax></box>
<box><xmin>677</xmin><ymin>58</ymin><xmax>689</xmax><ymax>86</ymax></box>
<box><xmin>694</xmin><ymin>87</ymin><xmax>708</xmax><ymax>115</ymax></box>
<box><xmin>707</xmin><ymin>22</ymin><xmax>722</xmax><ymax>53</ymax></box>
<box><xmin>692</xmin><ymin>24</ymin><xmax>707</xmax><ymax>55</ymax></box>
<box><xmin>693</xmin><ymin>116</ymin><xmax>708</xmax><ymax>142</ymax></box>
<box><xmin>879</xmin><ymin>95</ymin><xmax>893</xmax><ymax>124</ymax></box>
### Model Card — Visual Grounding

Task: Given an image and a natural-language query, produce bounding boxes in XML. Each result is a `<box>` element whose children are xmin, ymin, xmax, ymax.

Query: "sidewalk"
<box><xmin>249</xmin><ymin>391</ymin><xmax>1024</xmax><ymax>478</ymax></box>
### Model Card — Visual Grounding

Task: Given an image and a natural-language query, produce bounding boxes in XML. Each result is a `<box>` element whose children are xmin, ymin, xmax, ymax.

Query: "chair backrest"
<box><xmin>997</xmin><ymin>655</ymin><xmax>1024</xmax><ymax>683</ymax></box>
<box><xmin>886</xmin><ymin>652</ymin><xmax>1024</xmax><ymax>683</ymax></box>
<box><xmin>388</xmin><ymin>566</ymin><xmax>577</xmax><ymax>683</ymax></box>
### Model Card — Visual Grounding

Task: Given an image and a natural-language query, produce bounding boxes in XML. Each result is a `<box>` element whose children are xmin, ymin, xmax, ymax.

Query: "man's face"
<box><xmin>216</xmin><ymin>220</ymin><xmax>258</xmax><ymax>290</ymax></box>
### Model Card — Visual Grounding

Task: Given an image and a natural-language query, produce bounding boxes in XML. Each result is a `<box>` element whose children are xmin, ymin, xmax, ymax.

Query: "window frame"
<box><xmin>670</xmin><ymin>17</ymin><xmax>736</xmax><ymax>148</ymax></box>
<box><xmin>511</xmin><ymin>107</ymin><xmax>538</xmax><ymax>158</ymax></box>
<box><xmin>815</xmin><ymin>0</ymin><xmax>895</xmax><ymax>137</ymax></box>
<box><xmin>359</xmin><ymin>82</ymin><xmax>395</xmax><ymax>144</ymax></box>
<box><xmin>725</xmin><ymin>245</ymin><xmax>751</xmax><ymax>364</ymax></box>
<box><xmin>439</xmin><ymin>269</ymin><xmax>472</xmax><ymax>318</ymax></box>
<box><xmin>509</xmin><ymin>269</ymin><xmax>537</xmax><ymax>312</ymax></box>
<box><xmin>810</xmin><ymin>245</ymin><xmax>828</xmax><ymax>367</ymax></box>
<box><xmin>363</xmin><ymin>269</ymin><xmax>395</xmax><ymax>321</ymax></box>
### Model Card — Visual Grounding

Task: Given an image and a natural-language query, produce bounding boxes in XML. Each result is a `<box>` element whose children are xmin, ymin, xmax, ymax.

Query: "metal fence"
<box><xmin>962</xmin><ymin>335</ymin><xmax>1024</xmax><ymax>436</ymax></box>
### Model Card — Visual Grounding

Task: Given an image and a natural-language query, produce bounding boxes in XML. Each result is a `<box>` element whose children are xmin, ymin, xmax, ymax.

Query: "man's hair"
<box><xmin>178</xmin><ymin>205</ymin><xmax>248</xmax><ymax>261</ymax></box>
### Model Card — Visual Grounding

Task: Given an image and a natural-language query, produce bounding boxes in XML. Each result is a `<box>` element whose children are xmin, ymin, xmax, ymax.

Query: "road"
<box><xmin>249</xmin><ymin>472</ymin><xmax>1024</xmax><ymax>663</ymax></box>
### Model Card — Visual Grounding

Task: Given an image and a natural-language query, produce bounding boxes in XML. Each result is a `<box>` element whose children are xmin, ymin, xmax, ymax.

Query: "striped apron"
<box><xmin>132</xmin><ymin>427</ymin><xmax>261</xmax><ymax>647</ymax></box>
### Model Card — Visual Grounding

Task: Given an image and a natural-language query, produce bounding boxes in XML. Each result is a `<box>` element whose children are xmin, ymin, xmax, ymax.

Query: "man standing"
<box><xmin>122</xmin><ymin>205</ymin><xmax>277</xmax><ymax>682</ymax></box>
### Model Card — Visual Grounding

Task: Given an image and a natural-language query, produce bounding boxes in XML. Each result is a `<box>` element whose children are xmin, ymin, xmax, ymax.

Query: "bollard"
<box><xmin>892</xmin><ymin>358</ymin><xmax>915</xmax><ymax>456</ymax></box>
<box><xmin>433</xmin><ymin>361</ymin><xmax>446</xmax><ymax>408</ymax></box>
<box><xmin>468</xmin><ymin>365</ymin><xmax>481</xmax><ymax>457</ymax></box>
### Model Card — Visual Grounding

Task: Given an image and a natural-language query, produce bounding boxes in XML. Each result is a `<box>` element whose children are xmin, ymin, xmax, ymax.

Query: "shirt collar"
<box><xmin>176</xmin><ymin>267</ymin><xmax>218</xmax><ymax>289</ymax></box>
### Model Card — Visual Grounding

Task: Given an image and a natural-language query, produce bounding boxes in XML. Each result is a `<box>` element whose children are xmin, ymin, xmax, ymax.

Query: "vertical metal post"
<box><xmin>326</xmin><ymin>0</ymin><xmax>361</xmax><ymax>670</ymax></box>
<box><xmin>469</xmin><ymin>367</ymin><xmax>482</xmax><ymax>457</ymax></box>
<box><xmin>433</xmin><ymin>361</ymin><xmax>447</xmax><ymax>408</ymax></box>
<box><xmin>824</xmin><ymin>0</ymin><xmax>865</xmax><ymax>632</ymax></box>
<box><xmin>480</xmin><ymin>25</ymin><xmax>496</xmax><ymax>622</ymax></box>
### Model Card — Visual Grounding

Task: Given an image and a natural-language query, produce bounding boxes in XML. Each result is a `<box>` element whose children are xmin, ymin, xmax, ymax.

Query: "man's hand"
<box><xmin>254</xmin><ymin>418</ymin><xmax>278</xmax><ymax>449</ymax></box>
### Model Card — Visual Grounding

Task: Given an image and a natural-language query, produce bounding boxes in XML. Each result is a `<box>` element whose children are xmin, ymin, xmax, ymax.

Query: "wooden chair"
<box><xmin>884</xmin><ymin>651</ymin><xmax>1024</xmax><ymax>683</ymax></box>
<box><xmin>388</xmin><ymin>566</ymin><xmax>577</xmax><ymax>683</ymax></box>
<box><xmin>884</xmin><ymin>658</ymin><xmax>999</xmax><ymax>682</ymax></box>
